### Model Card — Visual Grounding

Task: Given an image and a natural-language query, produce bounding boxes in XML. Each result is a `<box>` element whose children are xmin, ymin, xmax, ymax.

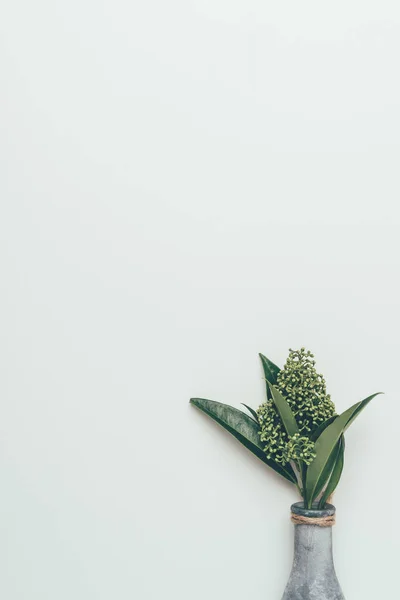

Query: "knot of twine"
<box><xmin>291</xmin><ymin>513</ymin><xmax>336</xmax><ymax>527</ymax></box>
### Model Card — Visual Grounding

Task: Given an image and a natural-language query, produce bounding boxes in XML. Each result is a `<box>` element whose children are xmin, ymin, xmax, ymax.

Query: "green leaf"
<box><xmin>259</xmin><ymin>353</ymin><xmax>280</xmax><ymax>384</ymax></box>
<box><xmin>311</xmin><ymin>436</ymin><xmax>345</xmax><ymax>503</ymax></box>
<box><xmin>241</xmin><ymin>403</ymin><xmax>259</xmax><ymax>424</ymax></box>
<box><xmin>259</xmin><ymin>354</ymin><xmax>280</xmax><ymax>399</ymax></box>
<box><xmin>267</xmin><ymin>382</ymin><xmax>299</xmax><ymax>437</ymax></box>
<box><xmin>310</xmin><ymin>416</ymin><xmax>337</xmax><ymax>442</ymax></box>
<box><xmin>306</xmin><ymin>393</ymin><xmax>382</xmax><ymax>507</ymax></box>
<box><xmin>190</xmin><ymin>398</ymin><xmax>297</xmax><ymax>484</ymax></box>
<box><xmin>318</xmin><ymin>436</ymin><xmax>345</xmax><ymax>509</ymax></box>
<box><xmin>344</xmin><ymin>392</ymin><xmax>383</xmax><ymax>431</ymax></box>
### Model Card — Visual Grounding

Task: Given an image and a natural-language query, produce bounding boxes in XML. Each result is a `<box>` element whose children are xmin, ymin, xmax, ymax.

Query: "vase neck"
<box><xmin>290</xmin><ymin>502</ymin><xmax>336</xmax><ymax>573</ymax></box>
<box><xmin>293</xmin><ymin>524</ymin><xmax>334</xmax><ymax>572</ymax></box>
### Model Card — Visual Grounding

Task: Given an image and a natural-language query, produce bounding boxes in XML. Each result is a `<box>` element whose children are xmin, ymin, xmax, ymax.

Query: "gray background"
<box><xmin>1</xmin><ymin>1</ymin><xmax>399</xmax><ymax>598</ymax></box>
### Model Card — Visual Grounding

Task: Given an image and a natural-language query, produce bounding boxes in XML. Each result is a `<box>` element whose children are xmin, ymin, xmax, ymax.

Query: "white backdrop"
<box><xmin>1</xmin><ymin>1</ymin><xmax>399</xmax><ymax>598</ymax></box>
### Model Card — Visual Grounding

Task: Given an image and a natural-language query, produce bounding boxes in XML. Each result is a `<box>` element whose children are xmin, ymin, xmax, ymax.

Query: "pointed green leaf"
<box><xmin>190</xmin><ymin>398</ymin><xmax>297</xmax><ymax>484</ymax></box>
<box><xmin>306</xmin><ymin>393</ymin><xmax>382</xmax><ymax>506</ymax></box>
<box><xmin>259</xmin><ymin>354</ymin><xmax>280</xmax><ymax>399</ymax></box>
<box><xmin>241</xmin><ymin>403</ymin><xmax>259</xmax><ymax>424</ymax></box>
<box><xmin>267</xmin><ymin>382</ymin><xmax>299</xmax><ymax>437</ymax></box>
<box><xmin>344</xmin><ymin>392</ymin><xmax>383</xmax><ymax>431</ymax></box>
<box><xmin>318</xmin><ymin>436</ymin><xmax>345</xmax><ymax>509</ymax></box>
<box><xmin>259</xmin><ymin>353</ymin><xmax>280</xmax><ymax>384</ymax></box>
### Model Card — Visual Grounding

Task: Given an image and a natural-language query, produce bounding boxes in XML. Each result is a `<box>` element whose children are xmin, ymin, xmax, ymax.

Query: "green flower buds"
<box><xmin>281</xmin><ymin>433</ymin><xmax>316</xmax><ymax>466</ymax></box>
<box><xmin>257</xmin><ymin>348</ymin><xmax>336</xmax><ymax>466</ymax></box>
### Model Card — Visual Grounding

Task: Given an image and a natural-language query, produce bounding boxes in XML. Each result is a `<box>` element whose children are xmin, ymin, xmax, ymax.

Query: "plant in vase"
<box><xmin>190</xmin><ymin>348</ymin><xmax>382</xmax><ymax>600</ymax></box>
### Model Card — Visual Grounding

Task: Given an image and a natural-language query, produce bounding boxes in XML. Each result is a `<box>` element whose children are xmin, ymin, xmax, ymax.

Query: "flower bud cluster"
<box><xmin>257</xmin><ymin>348</ymin><xmax>336</xmax><ymax>466</ymax></box>
<box><xmin>276</xmin><ymin>348</ymin><xmax>336</xmax><ymax>434</ymax></box>
<box><xmin>281</xmin><ymin>433</ymin><xmax>316</xmax><ymax>466</ymax></box>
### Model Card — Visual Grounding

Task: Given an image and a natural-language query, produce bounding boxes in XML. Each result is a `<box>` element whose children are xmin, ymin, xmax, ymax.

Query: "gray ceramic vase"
<box><xmin>282</xmin><ymin>502</ymin><xmax>345</xmax><ymax>600</ymax></box>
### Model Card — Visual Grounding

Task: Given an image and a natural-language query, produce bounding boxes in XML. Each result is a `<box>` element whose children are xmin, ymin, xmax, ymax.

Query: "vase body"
<box><xmin>281</xmin><ymin>502</ymin><xmax>345</xmax><ymax>600</ymax></box>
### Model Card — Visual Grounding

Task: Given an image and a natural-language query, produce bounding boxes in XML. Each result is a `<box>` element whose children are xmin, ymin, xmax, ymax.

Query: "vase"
<box><xmin>281</xmin><ymin>502</ymin><xmax>345</xmax><ymax>600</ymax></box>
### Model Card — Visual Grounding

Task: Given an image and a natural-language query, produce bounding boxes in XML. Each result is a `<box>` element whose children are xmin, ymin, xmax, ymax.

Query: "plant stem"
<box><xmin>300</xmin><ymin>463</ymin><xmax>308</xmax><ymax>508</ymax></box>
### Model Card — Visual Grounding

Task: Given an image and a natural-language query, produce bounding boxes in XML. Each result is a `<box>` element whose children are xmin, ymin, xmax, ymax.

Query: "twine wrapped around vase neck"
<box><xmin>290</xmin><ymin>497</ymin><xmax>336</xmax><ymax>527</ymax></box>
<box><xmin>291</xmin><ymin>512</ymin><xmax>336</xmax><ymax>527</ymax></box>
